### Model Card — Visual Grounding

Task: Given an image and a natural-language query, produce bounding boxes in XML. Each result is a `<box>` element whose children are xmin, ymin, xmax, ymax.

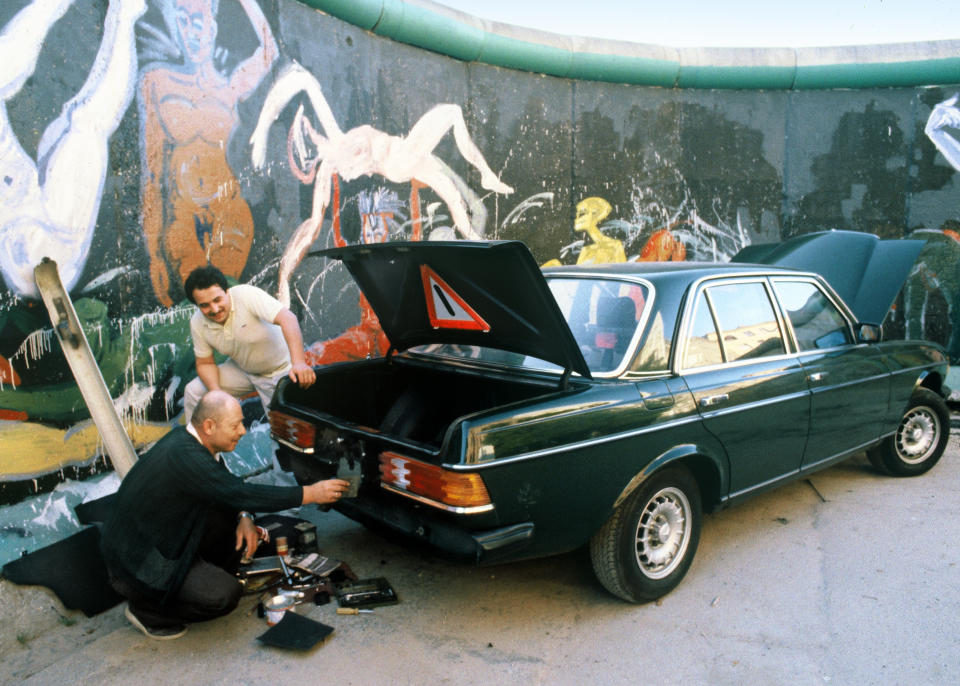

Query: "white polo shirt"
<box><xmin>190</xmin><ymin>284</ymin><xmax>290</xmax><ymax>377</ymax></box>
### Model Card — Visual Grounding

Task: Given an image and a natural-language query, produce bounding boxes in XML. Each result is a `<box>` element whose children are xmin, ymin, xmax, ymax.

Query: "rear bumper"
<box><xmin>335</xmin><ymin>495</ymin><xmax>534</xmax><ymax>565</ymax></box>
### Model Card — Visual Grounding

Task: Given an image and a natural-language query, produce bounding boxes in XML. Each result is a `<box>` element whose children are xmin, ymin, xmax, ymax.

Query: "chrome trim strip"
<box><xmin>798</xmin><ymin>436</ymin><xmax>887</xmax><ymax>472</ymax></box>
<box><xmin>380</xmin><ymin>483</ymin><xmax>495</xmax><ymax>514</ymax></box>
<box><xmin>808</xmin><ymin>373</ymin><xmax>889</xmax><ymax>393</ymax></box>
<box><xmin>446</xmin><ymin>412</ymin><xmax>704</xmax><ymax>471</ymax></box>
<box><xmin>273</xmin><ymin>436</ymin><xmax>314</xmax><ymax>454</ymax></box>
<box><xmin>890</xmin><ymin>363</ymin><xmax>942</xmax><ymax>377</ymax></box>
<box><xmin>725</xmin><ymin>435</ymin><xmax>886</xmax><ymax>500</ymax></box>
<box><xmin>695</xmin><ymin>389</ymin><xmax>810</xmax><ymax>419</ymax></box>
<box><xmin>726</xmin><ymin>470</ymin><xmax>798</xmax><ymax>500</ymax></box>
<box><xmin>678</xmin><ymin>351</ymin><xmax>802</xmax><ymax>375</ymax></box>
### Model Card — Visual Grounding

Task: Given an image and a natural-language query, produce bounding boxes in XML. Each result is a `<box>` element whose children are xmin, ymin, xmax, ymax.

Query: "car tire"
<box><xmin>589</xmin><ymin>465</ymin><xmax>701</xmax><ymax>603</ymax></box>
<box><xmin>867</xmin><ymin>387</ymin><xmax>949</xmax><ymax>477</ymax></box>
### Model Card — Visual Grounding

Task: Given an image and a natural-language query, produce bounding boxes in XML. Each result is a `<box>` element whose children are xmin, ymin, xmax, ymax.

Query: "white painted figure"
<box><xmin>0</xmin><ymin>0</ymin><xmax>145</xmax><ymax>298</ymax></box>
<box><xmin>925</xmin><ymin>93</ymin><xmax>960</xmax><ymax>171</ymax></box>
<box><xmin>250</xmin><ymin>61</ymin><xmax>513</xmax><ymax>307</ymax></box>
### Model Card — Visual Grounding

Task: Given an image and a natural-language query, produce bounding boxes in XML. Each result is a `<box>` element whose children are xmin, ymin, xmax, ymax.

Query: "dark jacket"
<box><xmin>100</xmin><ymin>427</ymin><xmax>302</xmax><ymax>602</ymax></box>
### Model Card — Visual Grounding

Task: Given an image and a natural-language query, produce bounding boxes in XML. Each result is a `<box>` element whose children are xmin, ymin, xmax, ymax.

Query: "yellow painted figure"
<box><xmin>543</xmin><ymin>197</ymin><xmax>627</xmax><ymax>266</ymax></box>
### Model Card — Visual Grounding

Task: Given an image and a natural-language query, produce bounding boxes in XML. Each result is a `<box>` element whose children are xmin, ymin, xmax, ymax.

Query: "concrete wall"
<box><xmin>1</xmin><ymin>0</ymin><xmax>958</xmax><ymax>500</ymax></box>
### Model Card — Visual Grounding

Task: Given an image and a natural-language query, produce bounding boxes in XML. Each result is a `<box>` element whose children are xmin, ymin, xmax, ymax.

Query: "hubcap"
<box><xmin>895</xmin><ymin>405</ymin><xmax>940</xmax><ymax>464</ymax></box>
<box><xmin>634</xmin><ymin>486</ymin><xmax>692</xmax><ymax>579</ymax></box>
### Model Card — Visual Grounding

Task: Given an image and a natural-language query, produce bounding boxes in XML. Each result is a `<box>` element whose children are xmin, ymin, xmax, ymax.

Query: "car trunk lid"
<box><xmin>317</xmin><ymin>241</ymin><xmax>592</xmax><ymax>379</ymax></box>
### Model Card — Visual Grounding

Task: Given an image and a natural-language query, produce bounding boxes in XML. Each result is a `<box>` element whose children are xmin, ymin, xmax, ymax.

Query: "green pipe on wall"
<box><xmin>299</xmin><ymin>0</ymin><xmax>960</xmax><ymax>90</ymax></box>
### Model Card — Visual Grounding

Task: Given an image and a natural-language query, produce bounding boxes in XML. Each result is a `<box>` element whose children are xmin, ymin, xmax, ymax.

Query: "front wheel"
<box><xmin>590</xmin><ymin>466</ymin><xmax>701</xmax><ymax>603</ymax></box>
<box><xmin>867</xmin><ymin>387</ymin><xmax>949</xmax><ymax>477</ymax></box>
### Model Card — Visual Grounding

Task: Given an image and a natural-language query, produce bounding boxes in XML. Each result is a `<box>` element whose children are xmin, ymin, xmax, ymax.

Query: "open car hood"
<box><xmin>732</xmin><ymin>230</ymin><xmax>926</xmax><ymax>324</ymax></box>
<box><xmin>318</xmin><ymin>241</ymin><xmax>592</xmax><ymax>378</ymax></box>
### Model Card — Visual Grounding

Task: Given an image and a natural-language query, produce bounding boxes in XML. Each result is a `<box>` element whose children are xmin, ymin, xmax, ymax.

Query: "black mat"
<box><xmin>74</xmin><ymin>493</ymin><xmax>117</xmax><ymax>525</ymax></box>
<box><xmin>1</xmin><ymin>526</ymin><xmax>122</xmax><ymax>617</ymax></box>
<box><xmin>256</xmin><ymin>611</ymin><xmax>334</xmax><ymax>650</ymax></box>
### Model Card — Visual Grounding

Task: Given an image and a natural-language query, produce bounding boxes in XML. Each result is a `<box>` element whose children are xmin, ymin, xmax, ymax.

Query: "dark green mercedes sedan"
<box><xmin>269</xmin><ymin>232</ymin><xmax>951</xmax><ymax>603</ymax></box>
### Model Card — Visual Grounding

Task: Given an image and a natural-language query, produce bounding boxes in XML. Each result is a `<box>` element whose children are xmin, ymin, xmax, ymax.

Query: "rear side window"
<box><xmin>772</xmin><ymin>280</ymin><xmax>852</xmax><ymax>351</ymax></box>
<box><xmin>684</xmin><ymin>292</ymin><xmax>724</xmax><ymax>368</ymax></box>
<box><xmin>683</xmin><ymin>281</ymin><xmax>785</xmax><ymax>368</ymax></box>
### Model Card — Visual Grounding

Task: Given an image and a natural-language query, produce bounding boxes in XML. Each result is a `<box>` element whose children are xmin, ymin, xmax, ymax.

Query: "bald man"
<box><xmin>101</xmin><ymin>390</ymin><xmax>349</xmax><ymax>640</ymax></box>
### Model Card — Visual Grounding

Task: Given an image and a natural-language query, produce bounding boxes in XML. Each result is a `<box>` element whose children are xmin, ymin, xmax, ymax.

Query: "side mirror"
<box><xmin>856</xmin><ymin>323</ymin><xmax>882</xmax><ymax>343</ymax></box>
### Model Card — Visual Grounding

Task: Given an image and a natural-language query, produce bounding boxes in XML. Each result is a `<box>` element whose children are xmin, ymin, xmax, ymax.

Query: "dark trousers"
<box><xmin>110</xmin><ymin>508</ymin><xmax>243</xmax><ymax>629</ymax></box>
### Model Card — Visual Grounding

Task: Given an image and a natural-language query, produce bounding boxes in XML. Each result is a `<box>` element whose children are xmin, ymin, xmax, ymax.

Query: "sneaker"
<box><xmin>124</xmin><ymin>605</ymin><xmax>187</xmax><ymax>640</ymax></box>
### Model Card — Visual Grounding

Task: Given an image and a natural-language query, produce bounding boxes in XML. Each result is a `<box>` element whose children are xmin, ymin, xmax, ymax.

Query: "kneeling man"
<box><xmin>101</xmin><ymin>390</ymin><xmax>349</xmax><ymax>639</ymax></box>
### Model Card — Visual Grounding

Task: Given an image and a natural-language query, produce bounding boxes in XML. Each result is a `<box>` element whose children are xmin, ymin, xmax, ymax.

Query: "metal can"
<box><xmin>264</xmin><ymin>593</ymin><xmax>296</xmax><ymax>626</ymax></box>
<box><xmin>275</xmin><ymin>535</ymin><xmax>289</xmax><ymax>558</ymax></box>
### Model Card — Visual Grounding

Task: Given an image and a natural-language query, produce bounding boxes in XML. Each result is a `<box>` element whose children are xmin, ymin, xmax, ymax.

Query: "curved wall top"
<box><xmin>301</xmin><ymin>0</ymin><xmax>960</xmax><ymax>89</ymax></box>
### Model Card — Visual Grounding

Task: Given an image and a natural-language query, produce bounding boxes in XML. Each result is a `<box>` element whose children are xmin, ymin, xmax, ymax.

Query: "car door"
<box><xmin>679</xmin><ymin>278</ymin><xmax>811</xmax><ymax>497</ymax></box>
<box><xmin>770</xmin><ymin>278</ymin><xmax>891</xmax><ymax>470</ymax></box>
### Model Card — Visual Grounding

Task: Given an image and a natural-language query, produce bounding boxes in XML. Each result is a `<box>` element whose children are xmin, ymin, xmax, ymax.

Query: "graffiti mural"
<box><xmin>138</xmin><ymin>0</ymin><xmax>277</xmax><ymax>306</ymax></box>
<box><xmin>1</xmin><ymin>0</ymin><xmax>959</xmax><ymax>521</ymax></box>
<box><xmin>0</xmin><ymin>0</ymin><xmax>144</xmax><ymax>298</ymax></box>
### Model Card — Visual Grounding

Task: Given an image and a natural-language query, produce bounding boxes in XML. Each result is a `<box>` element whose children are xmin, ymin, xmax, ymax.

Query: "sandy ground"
<box><xmin>2</xmin><ymin>418</ymin><xmax>958</xmax><ymax>686</ymax></box>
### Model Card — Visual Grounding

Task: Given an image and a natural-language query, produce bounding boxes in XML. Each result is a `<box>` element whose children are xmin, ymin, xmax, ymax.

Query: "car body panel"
<box><xmin>799</xmin><ymin>345</ymin><xmax>892</xmax><ymax>470</ymax></box>
<box><xmin>684</xmin><ymin>358</ymin><xmax>811</xmax><ymax>496</ymax></box>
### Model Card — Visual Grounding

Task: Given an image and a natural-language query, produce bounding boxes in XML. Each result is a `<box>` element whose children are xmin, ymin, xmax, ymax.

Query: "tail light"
<box><xmin>269</xmin><ymin>411</ymin><xmax>316</xmax><ymax>452</ymax></box>
<box><xmin>379</xmin><ymin>451</ymin><xmax>492</xmax><ymax>512</ymax></box>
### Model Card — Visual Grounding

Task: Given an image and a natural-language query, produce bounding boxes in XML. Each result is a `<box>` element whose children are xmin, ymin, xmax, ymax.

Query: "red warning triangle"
<box><xmin>420</xmin><ymin>264</ymin><xmax>490</xmax><ymax>332</ymax></box>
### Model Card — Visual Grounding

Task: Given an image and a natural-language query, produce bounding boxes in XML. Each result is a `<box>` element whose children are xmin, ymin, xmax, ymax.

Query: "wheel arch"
<box><xmin>915</xmin><ymin>370</ymin><xmax>946</xmax><ymax>398</ymax></box>
<box><xmin>612</xmin><ymin>444</ymin><xmax>725</xmax><ymax>515</ymax></box>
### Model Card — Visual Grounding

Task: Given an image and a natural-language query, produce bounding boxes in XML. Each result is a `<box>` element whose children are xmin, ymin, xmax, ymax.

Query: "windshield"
<box><xmin>410</xmin><ymin>277</ymin><xmax>649</xmax><ymax>376</ymax></box>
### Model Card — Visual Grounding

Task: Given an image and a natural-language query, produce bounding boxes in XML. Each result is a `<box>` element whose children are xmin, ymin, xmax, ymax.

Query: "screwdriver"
<box><xmin>336</xmin><ymin>607</ymin><xmax>374</xmax><ymax>615</ymax></box>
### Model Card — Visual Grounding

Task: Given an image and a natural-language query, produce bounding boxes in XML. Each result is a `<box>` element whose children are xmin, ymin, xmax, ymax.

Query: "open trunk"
<box><xmin>274</xmin><ymin>357</ymin><xmax>574</xmax><ymax>456</ymax></box>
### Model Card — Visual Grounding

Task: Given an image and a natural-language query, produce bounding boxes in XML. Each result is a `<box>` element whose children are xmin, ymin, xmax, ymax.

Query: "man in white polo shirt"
<box><xmin>182</xmin><ymin>266</ymin><xmax>316</xmax><ymax>423</ymax></box>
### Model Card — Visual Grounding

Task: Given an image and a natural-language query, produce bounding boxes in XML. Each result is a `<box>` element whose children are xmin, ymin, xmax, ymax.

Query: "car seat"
<box><xmin>594</xmin><ymin>295</ymin><xmax>637</xmax><ymax>371</ymax></box>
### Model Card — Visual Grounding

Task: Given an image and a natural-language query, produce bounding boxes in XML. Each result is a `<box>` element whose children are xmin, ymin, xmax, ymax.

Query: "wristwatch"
<box><xmin>238</xmin><ymin>511</ymin><xmax>254</xmax><ymax>522</ymax></box>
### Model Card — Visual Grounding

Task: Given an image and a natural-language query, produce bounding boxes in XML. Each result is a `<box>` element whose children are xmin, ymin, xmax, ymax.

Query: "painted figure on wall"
<box><xmin>139</xmin><ymin>0</ymin><xmax>277</xmax><ymax>306</ymax></box>
<box><xmin>921</xmin><ymin>94</ymin><xmax>960</xmax><ymax>367</ymax></box>
<box><xmin>571</xmin><ymin>197</ymin><xmax>626</xmax><ymax>265</ymax></box>
<box><xmin>925</xmin><ymin>93</ymin><xmax>960</xmax><ymax>171</ymax></box>
<box><xmin>0</xmin><ymin>0</ymin><xmax>145</xmax><ymax>299</ymax></box>
<box><xmin>301</xmin><ymin>187</ymin><xmax>401</xmax><ymax>365</ymax></box>
<box><xmin>250</xmin><ymin>61</ymin><xmax>514</xmax><ymax>307</ymax></box>
<box><xmin>543</xmin><ymin>196</ymin><xmax>687</xmax><ymax>266</ymax></box>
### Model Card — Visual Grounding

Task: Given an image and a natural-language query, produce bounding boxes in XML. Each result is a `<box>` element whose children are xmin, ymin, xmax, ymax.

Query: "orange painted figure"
<box><xmin>139</xmin><ymin>0</ymin><xmax>278</xmax><ymax>305</ymax></box>
<box><xmin>639</xmin><ymin>228</ymin><xmax>687</xmax><ymax>262</ymax></box>
<box><xmin>0</xmin><ymin>354</ymin><xmax>19</xmax><ymax>387</ymax></box>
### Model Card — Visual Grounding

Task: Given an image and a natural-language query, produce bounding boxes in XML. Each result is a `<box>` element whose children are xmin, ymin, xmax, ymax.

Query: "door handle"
<box><xmin>808</xmin><ymin>371</ymin><xmax>828</xmax><ymax>382</ymax></box>
<box><xmin>699</xmin><ymin>393</ymin><xmax>729</xmax><ymax>407</ymax></box>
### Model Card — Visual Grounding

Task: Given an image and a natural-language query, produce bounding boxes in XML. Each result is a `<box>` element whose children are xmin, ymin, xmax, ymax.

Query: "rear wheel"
<box><xmin>867</xmin><ymin>387</ymin><xmax>949</xmax><ymax>476</ymax></box>
<box><xmin>590</xmin><ymin>465</ymin><xmax>701</xmax><ymax>603</ymax></box>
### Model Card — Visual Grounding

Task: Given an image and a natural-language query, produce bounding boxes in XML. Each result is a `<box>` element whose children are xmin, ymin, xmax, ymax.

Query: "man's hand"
<box><xmin>302</xmin><ymin>478</ymin><xmax>351</xmax><ymax>505</ymax></box>
<box><xmin>274</xmin><ymin>309</ymin><xmax>314</xmax><ymax>388</ymax></box>
<box><xmin>288</xmin><ymin>360</ymin><xmax>316</xmax><ymax>388</ymax></box>
<box><xmin>235</xmin><ymin>516</ymin><xmax>267</xmax><ymax>561</ymax></box>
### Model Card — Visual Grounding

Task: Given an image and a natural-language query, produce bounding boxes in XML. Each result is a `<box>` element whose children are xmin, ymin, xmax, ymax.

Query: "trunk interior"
<box><xmin>278</xmin><ymin>358</ymin><xmax>569</xmax><ymax>449</ymax></box>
